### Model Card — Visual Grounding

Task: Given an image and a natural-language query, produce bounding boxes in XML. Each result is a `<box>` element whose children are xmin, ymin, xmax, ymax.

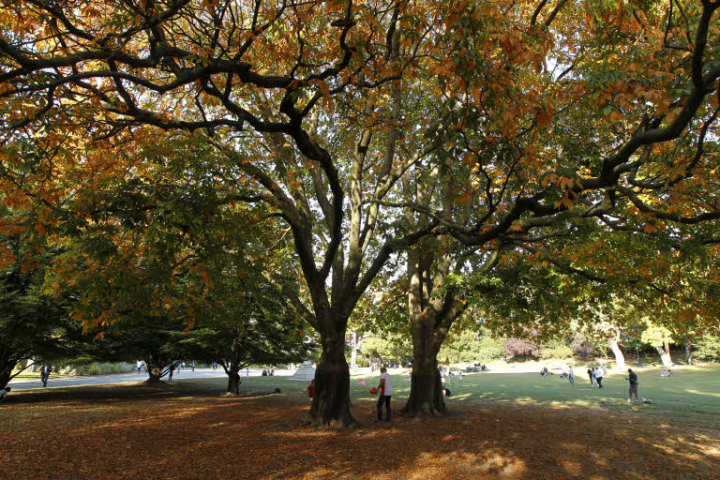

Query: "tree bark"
<box><xmin>226</xmin><ymin>362</ymin><xmax>241</xmax><ymax>395</ymax></box>
<box><xmin>608</xmin><ymin>336</ymin><xmax>626</xmax><ymax>371</ymax></box>
<box><xmin>309</xmin><ymin>331</ymin><xmax>355</xmax><ymax>427</ymax></box>
<box><xmin>683</xmin><ymin>336</ymin><xmax>693</xmax><ymax>365</ymax></box>
<box><xmin>656</xmin><ymin>346</ymin><xmax>674</xmax><ymax>367</ymax></box>
<box><xmin>664</xmin><ymin>338</ymin><xmax>673</xmax><ymax>365</ymax></box>
<box><xmin>144</xmin><ymin>357</ymin><xmax>164</xmax><ymax>384</ymax></box>
<box><xmin>402</xmin><ymin>337</ymin><xmax>445</xmax><ymax>417</ymax></box>
<box><xmin>0</xmin><ymin>359</ymin><xmax>12</xmax><ymax>390</ymax></box>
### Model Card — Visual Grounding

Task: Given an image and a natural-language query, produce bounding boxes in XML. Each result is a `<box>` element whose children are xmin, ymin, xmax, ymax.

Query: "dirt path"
<box><xmin>1</xmin><ymin>385</ymin><xmax>717</xmax><ymax>480</ymax></box>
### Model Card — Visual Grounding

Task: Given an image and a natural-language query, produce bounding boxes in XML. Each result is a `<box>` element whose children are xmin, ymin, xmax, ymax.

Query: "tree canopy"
<box><xmin>2</xmin><ymin>0</ymin><xmax>720</xmax><ymax>425</ymax></box>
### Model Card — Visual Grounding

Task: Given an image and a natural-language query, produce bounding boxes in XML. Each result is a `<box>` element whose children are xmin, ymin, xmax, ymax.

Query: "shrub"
<box><xmin>572</xmin><ymin>339</ymin><xmax>597</xmax><ymax>359</ymax></box>
<box><xmin>504</xmin><ymin>337</ymin><xmax>543</xmax><ymax>360</ymax></box>
<box><xmin>74</xmin><ymin>362</ymin><xmax>134</xmax><ymax>376</ymax></box>
<box><xmin>476</xmin><ymin>336</ymin><xmax>505</xmax><ymax>362</ymax></box>
<box><xmin>694</xmin><ymin>335</ymin><xmax>720</xmax><ymax>362</ymax></box>
<box><xmin>541</xmin><ymin>341</ymin><xmax>573</xmax><ymax>360</ymax></box>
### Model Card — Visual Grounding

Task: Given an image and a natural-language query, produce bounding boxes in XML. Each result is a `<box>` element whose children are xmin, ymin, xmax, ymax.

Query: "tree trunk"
<box><xmin>145</xmin><ymin>357</ymin><xmax>163</xmax><ymax>384</ymax></box>
<box><xmin>403</xmin><ymin>351</ymin><xmax>445</xmax><ymax>417</ymax></box>
<box><xmin>309</xmin><ymin>333</ymin><xmax>354</xmax><ymax>427</ymax></box>
<box><xmin>0</xmin><ymin>359</ymin><xmax>12</xmax><ymax>390</ymax></box>
<box><xmin>403</xmin><ymin>312</ymin><xmax>446</xmax><ymax>418</ymax></box>
<box><xmin>608</xmin><ymin>336</ymin><xmax>626</xmax><ymax>371</ymax></box>
<box><xmin>225</xmin><ymin>358</ymin><xmax>242</xmax><ymax>395</ymax></box>
<box><xmin>683</xmin><ymin>336</ymin><xmax>693</xmax><ymax>365</ymax></box>
<box><xmin>656</xmin><ymin>347</ymin><xmax>673</xmax><ymax>367</ymax></box>
<box><xmin>664</xmin><ymin>339</ymin><xmax>673</xmax><ymax>365</ymax></box>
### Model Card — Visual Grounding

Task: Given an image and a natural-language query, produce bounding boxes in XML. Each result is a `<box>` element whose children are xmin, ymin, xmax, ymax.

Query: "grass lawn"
<box><xmin>191</xmin><ymin>363</ymin><xmax>720</xmax><ymax>420</ymax></box>
<box><xmin>9</xmin><ymin>371</ymin><xmax>72</xmax><ymax>380</ymax></box>
<box><xmin>1</xmin><ymin>365</ymin><xmax>718</xmax><ymax>480</ymax></box>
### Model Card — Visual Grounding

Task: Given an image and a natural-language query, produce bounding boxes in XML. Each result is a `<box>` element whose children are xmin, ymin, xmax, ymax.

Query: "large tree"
<box><xmin>3</xmin><ymin>0</ymin><xmax>720</xmax><ymax>427</ymax></box>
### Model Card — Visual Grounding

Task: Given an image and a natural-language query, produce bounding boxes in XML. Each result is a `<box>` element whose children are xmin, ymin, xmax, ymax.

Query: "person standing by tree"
<box><xmin>627</xmin><ymin>369</ymin><xmax>639</xmax><ymax>402</ymax></box>
<box><xmin>40</xmin><ymin>364</ymin><xmax>52</xmax><ymax>387</ymax></box>
<box><xmin>594</xmin><ymin>366</ymin><xmax>604</xmax><ymax>389</ymax></box>
<box><xmin>376</xmin><ymin>367</ymin><xmax>393</xmax><ymax>423</ymax></box>
<box><xmin>307</xmin><ymin>379</ymin><xmax>315</xmax><ymax>403</ymax></box>
<box><xmin>587</xmin><ymin>367</ymin><xmax>594</xmax><ymax>387</ymax></box>
<box><xmin>568</xmin><ymin>367</ymin><xmax>575</xmax><ymax>387</ymax></box>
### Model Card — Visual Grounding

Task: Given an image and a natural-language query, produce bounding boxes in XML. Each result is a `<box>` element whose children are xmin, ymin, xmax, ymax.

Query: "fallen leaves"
<box><xmin>1</xmin><ymin>385</ymin><xmax>718</xmax><ymax>480</ymax></box>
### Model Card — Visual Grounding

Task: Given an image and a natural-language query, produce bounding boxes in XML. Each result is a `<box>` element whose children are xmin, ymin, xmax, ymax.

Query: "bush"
<box><xmin>354</xmin><ymin>357</ymin><xmax>370</xmax><ymax>368</ymax></box>
<box><xmin>476</xmin><ymin>336</ymin><xmax>504</xmax><ymax>362</ymax></box>
<box><xmin>504</xmin><ymin>337</ymin><xmax>543</xmax><ymax>360</ymax></box>
<box><xmin>694</xmin><ymin>335</ymin><xmax>720</xmax><ymax>362</ymax></box>
<box><xmin>571</xmin><ymin>338</ymin><xmax>597</xmax><ymax>359</ymax></box>
<box><xmin>74</xmin><ymin>362</ymin><xmax>134</xmax><ymax>376</ymax></box>
<box><xmin>543</xmin><ymin>346</ymin><xmax>572</xmax><ymax>360</ymax></box>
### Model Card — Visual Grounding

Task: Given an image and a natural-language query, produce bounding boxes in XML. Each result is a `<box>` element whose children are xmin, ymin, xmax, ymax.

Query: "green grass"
<box><xmin>179</xmin><ymin>364</ymin><xmax>720</xmax><ymax>421</ymax></box>
<box><xmin>10</xmin><ymin>371</ymin><xmax>72</xmax><ymax>380</ymax></box>
<box><xmin>13</xmin><ymin>363</ymin><xmax>717</xmax><ymax>424</ymax></box>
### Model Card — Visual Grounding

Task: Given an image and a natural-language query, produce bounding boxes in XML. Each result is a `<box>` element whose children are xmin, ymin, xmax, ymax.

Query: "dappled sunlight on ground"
<box><xmin>1</xmin><ymin>385</ymin><xmax>718</xmax><ymax>480</ymax></box>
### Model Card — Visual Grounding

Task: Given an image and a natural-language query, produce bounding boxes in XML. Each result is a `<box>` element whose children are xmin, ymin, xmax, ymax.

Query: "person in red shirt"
<box><xmin>307</xmin><ymin>379</ymin><xmax>315</xmax><ymax>402</ymax></box>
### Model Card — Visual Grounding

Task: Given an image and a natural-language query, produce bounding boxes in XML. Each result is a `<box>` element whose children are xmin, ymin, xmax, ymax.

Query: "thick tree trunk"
<box><xmin>683</xmin><ymin>336</ymin><xmax>693</xmax><ymax>365</ymax></box>
<box><xmin>226</xmin><ymin>362</ymin><xmax>241</xmax><ymax>395</ymax></box>
<box><xmin>403</xmin><ymin>312</ymin><xmax>446</xmax><ymax>418</ymax></box>
<box><xmin>0</xmin><ymin>362</ymin><xmax>12</xmax><ymax>390</ymax></box>
<box><xmin>145</xmin><ymin>357</ymin><xmax>163</xmax><ymax>384</ymax></box>
<box><xmin>309</xmin><ymin>334</ymin><xmax>354</xmax><ymax>427</ymax></box>
<box><xmin>664</xmin><ymin>339</ymin><xmax>673</xmax><ymax>365</ymax></box>
<box><xmin>403</xmin><ymin>352</ymin><xmax>445</xmax><ymax>417</ymax></box>
<box><xmin>656</xmin><ymin>347</ymin><xmax>674</xmax><ymax>367</ymax></box>
<box><xmin>608</xmin><ymin>336</ymin><xmax>626</xmax><ymax>371</ymax></box>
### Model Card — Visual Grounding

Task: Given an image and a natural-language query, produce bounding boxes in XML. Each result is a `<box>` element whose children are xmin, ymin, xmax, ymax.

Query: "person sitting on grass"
<box><xmin>660</xmin><ymin>369</ymin><xmax>674</xmax><ymax>377</ymax></box>
<box><xmin>0</xmin><ymin>386</ymin><xmax>11</xmax><ymax>402</ymax></box>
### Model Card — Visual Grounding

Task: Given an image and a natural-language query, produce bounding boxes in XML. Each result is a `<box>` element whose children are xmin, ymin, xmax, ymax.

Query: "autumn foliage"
<box><xmin>2</xmin><ymin>0</ymin><xmax>720</xmax><ymax>425</ymax></box>
<box><xmin>1</xmin><ymin>384</ymin><xmax>718</xmax><ymax>480</ymax></box>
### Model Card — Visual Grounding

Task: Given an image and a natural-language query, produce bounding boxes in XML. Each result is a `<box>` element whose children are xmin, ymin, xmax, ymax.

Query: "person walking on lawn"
<box><xmin>594</xmin><ymin>366</ymin><xmax>604</xmax><ymax>389</ymax></box>
<box><xmin>376</xmin><ymin>367</ymin><xmax>393</xmax><ymax>422</ymax></box>
<box><xmin>627</xmin><ymin>368</ymin><xmax>640</xmax><ymax>402</ymax></box>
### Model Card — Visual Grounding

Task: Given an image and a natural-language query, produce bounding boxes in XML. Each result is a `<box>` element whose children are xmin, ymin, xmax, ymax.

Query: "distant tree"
<box><xmin>694</xmin><ymin>336</ymin><xmax>720</xmax><ymax>363</ymax></box>
<box><xmin>179</xmin><ymin>270</ymin><xmax>314</xmax><ymax>395</ymax></box>
<box><xmin>0</xmin><ymin>209</ymin><xmax>77</xmax><ymax>389</ymax></box>
<box><xmin>641</xmin><ymin>323</ymin><xmax>676</xmax><ymax>368</ymax></box>
<box><xmin>360</xmin><ymin>335</ymin><xmax>412</xmax><ymax>367</ymax></box>
<box><xmin>504</xmin><ymin>335</ymin><xmax>543</xmax><ymax>361</ymax></box>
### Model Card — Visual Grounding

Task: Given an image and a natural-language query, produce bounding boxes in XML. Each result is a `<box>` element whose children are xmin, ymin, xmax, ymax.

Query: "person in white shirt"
<box><xmin>376</xmin><ymin>367</ymin><xmax>393</xmax><ymax>422</ymax></box>
<box><xmin>594</xmin><ymin>366</ymin><xmax>604</xmax><ymax>389</ymax></box>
